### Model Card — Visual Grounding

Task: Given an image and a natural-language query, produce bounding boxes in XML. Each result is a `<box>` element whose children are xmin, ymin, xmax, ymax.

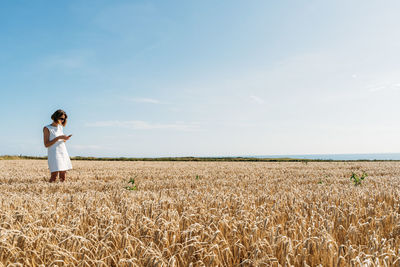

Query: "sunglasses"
<box><xmin>58</xmin><ymin>117</ymin><xmax>66</xmax><ymax>121</ymax></box>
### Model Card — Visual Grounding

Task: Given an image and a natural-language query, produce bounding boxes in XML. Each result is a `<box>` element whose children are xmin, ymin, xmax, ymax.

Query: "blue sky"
<box><xmin>1</xmin><ymin>0</ymin><xmax>400</xmax><ymax>157</ymax></box>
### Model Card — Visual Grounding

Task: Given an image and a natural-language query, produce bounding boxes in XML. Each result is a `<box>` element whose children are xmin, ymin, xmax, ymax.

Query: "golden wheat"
<box><xmin>1</xmin><ymin>160</ymin><xmax>400</xmax><ymax>266</ymax></box>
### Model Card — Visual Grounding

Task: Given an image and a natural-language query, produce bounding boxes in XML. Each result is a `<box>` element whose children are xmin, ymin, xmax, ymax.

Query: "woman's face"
<box><xmin>57</xmin><ymin>116</ymin><xmax>66</xmax><ymax>125</ymax></box>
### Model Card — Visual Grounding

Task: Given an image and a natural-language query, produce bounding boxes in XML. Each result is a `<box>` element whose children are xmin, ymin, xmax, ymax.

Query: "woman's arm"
<box><xmin>43</xmin><ymin>127</ymin><xmax>61</xmax><ymax>148</ymax></box>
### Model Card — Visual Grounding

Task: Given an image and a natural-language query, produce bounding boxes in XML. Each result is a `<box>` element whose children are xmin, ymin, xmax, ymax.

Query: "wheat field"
<box><xmin>1</xmin><ymin>160</ymin><xmax>400</xmax><ymax>266</ymax></box>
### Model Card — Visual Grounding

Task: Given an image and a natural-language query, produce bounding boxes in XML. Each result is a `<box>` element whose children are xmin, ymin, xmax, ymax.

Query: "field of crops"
<box><xmin>1</xmin><ymin>160</ymin><xmax>400</xmax><ymax>266</ymax></box>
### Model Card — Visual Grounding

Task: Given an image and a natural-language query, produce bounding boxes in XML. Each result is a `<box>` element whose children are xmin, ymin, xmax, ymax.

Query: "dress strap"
<box><xmin>45</xmin><ymin>125</ymin><xmax>54</xmax><ymax>130</ymax></box>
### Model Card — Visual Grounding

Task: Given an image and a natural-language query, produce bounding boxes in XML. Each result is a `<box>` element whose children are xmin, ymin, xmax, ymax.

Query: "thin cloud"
<box><xmin>368</xmin><ymin>85</ymin><xmax>386</xmax><ymax>92</ymax></box>
<box><xmin>250</xmin><ymin>95</ymin><xmax>265</xmax><ymax>104</ymax></box>
<box><xmin>85</xmin><ymin>120</ymin><xmax>201</xmax><ymax>131</ymax></box>
<box><xmin>131</xmin><ymin>97</ymin><xmax>161</xmax><ymax>104</ymax></box>
<box><xmin>367</xmin><ymin>82</ymin><xmax>400</xmax><ymax>92</ymax></box>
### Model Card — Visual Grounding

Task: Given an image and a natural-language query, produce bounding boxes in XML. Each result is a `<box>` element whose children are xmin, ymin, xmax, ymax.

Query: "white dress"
<box><xmin>45</xmin><ymin>124</ymin><xmax>73</xmax><ymax>172</ymax></box>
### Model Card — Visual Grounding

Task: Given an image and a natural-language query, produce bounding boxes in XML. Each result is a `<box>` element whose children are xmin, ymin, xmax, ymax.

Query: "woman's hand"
<box><xmin>58</xmin><ymin>135</ymin><xmax>72</xmax><ymax>141</ymax></box>
<box><xmin>43</xmin><ymin>128</ymin><xmax>72</xmax><ymax>147</ymax></box>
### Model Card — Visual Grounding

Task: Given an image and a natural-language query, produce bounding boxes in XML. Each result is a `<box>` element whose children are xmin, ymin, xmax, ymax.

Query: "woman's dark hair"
<box><xmin>51</xmin><ymin>109</ymin><xmax>68</xmax><ymax>126</ymax></box>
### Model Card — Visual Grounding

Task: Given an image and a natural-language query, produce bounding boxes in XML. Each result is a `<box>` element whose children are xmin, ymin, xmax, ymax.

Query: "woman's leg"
<box><xmin>50</xmin><ymin>171</ymin><xmax>58</xmax><ymax>182</ymax></box>
<box><xmin>59</xmin><ymin>171</ymin><xmax>66</xmax><ymax>182</ymax></box>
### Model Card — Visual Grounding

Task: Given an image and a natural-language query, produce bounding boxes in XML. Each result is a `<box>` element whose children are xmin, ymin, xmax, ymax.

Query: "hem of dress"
<box><xmin>49</xmin><ymin>167</ymin><xmax>73</xmax><ymax>172</ymax></box>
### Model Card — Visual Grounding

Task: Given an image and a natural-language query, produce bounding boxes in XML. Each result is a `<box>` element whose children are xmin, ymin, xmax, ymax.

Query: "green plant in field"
<box><xmin>350</xmin><ymin>172</ymin><xmax>368</xmax><ymax>186</ymax></box>
<box><xmin>317</xmin><ymin>174</ymin><xmax>330</xmax><ymax>185</ymax></box>
<box><xmin>125</xmin><ymin>178</ymin><xmax>137</xmax><ymax>191</ymax></box>
<box><xmin>195</xmin><ymin>175</ymin><xmax>200</xmax><ymax>180</ymax></box>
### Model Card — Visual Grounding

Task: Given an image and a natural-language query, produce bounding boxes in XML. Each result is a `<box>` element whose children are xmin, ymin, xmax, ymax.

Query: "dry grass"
<box><xmin>1</xmin><ymin>160</ymin><xmax>400</xmax><ymax>266</ymax></box>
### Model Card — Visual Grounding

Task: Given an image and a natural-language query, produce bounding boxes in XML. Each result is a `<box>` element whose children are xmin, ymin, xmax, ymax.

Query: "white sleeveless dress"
<box><xmin>45</xmin><ymin>124</ymin><xmax>72</xmax><ymax>172</ymax></box>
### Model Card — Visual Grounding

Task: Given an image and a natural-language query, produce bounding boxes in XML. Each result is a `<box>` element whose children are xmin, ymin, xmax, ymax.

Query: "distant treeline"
<box><xmin>0</xmin><ymin>155</ymin><xmax>313</xmax><ymax>162</ymax></box>
<box><xmin>0</xmin><ymin>155</ymin><xmax>397</xmax><ymax>162</ymax></box>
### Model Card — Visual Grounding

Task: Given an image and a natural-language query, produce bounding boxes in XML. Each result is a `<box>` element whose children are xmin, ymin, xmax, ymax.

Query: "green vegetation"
<box><xmin>125</xmin><ymin>178</ymin><xmax>138</xmax><ymax>191</ymax></box>
<box><xmin>0</xmin><ymin>155</ymin><xmax>319</xmax><ymax>162</ymax></box>
<box><xmin>0</xmin><ymin>155</ymin><xmax>47</xmax><ymax>160</ymax></box>
<box><xmin>350</xmin><ymin>172</ymin><xmax>368</xmax><ymax>186</ymax></box>
<box><xmin>0</xmin><ymin>155</ymin><xmax>398</xmax><ymax>162</ymax></box>
<box><xmin>70</xmin><ymin>156</ymin><xmax>317</xmax><ymax>162</ymax></box>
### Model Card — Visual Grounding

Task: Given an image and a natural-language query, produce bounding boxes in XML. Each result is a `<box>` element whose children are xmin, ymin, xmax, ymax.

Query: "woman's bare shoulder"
<box><xmin>43</xmin><ymin>126</ymin><xmax>49</xmax><ymax>132</ymax></box>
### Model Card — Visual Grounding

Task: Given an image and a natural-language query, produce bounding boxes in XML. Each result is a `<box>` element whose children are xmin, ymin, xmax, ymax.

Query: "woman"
<box><xmin>43</xmin><ymin>109</ymin><xmax>73</xmax><ymax>182</ymax></box>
